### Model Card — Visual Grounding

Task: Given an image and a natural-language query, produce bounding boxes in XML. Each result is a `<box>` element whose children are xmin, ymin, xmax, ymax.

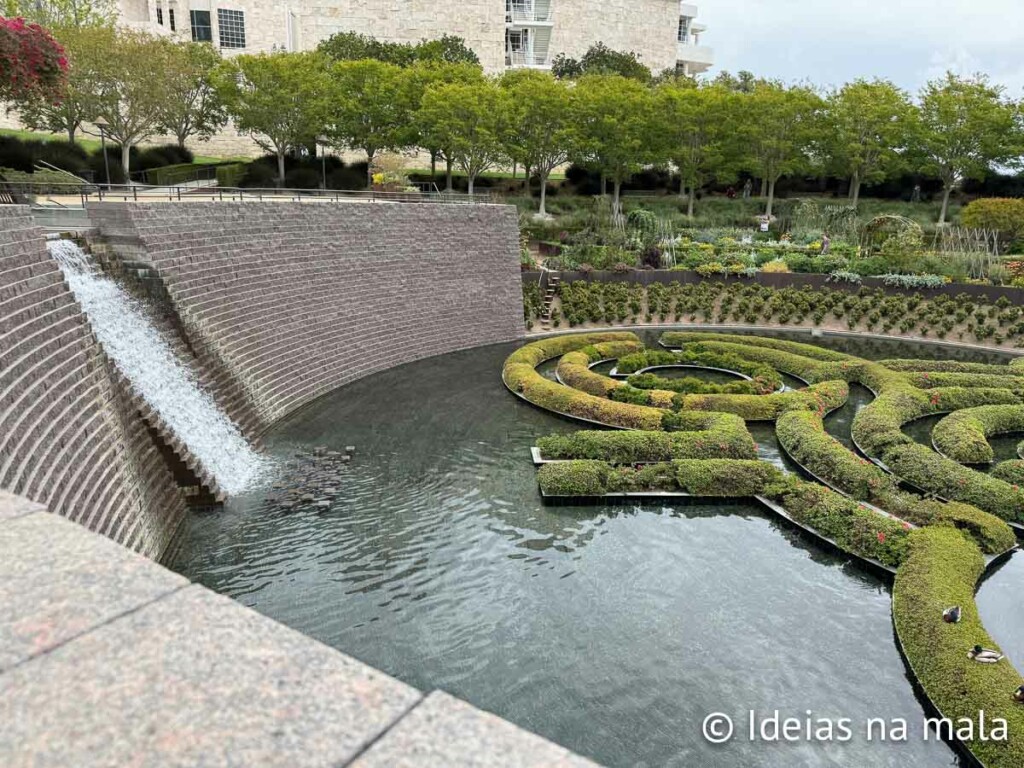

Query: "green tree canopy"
<box><xmin>317</xmin><ymin>31</ymin><xmax>479</xmax><ymax>67</ymax></box>
<box><xmin>417</xmin><ymin>79</ymin><xmax>508</xmax><ymax>194</ymax></box>
<box><xmin>324</xmin><ymin>59</ymin><xmax>415</xmax><ymax>184</ymax></box>
<box><xmin>552</xmin><ymin>42</ymin><xmax>651</xmax><ymax>82</ymax></box>
<box><xmin>571</xmin><ymin>74</ymin><xmax>657</xmax><ymax>213</ymax></box>
<box><xmin>90</xmin><ymin>29</ymin><xmax>179</xmax><ymax>176</ymax></box>
<box><xmin>737</xmin><ymin>83</ymin><xmax>825</xmax><ymax>217</ymax></box>
<box><xmin>826</xmin><ymin>79</ymin><xmax>917</xmax><ymax>206</ymax></box>
<box><xmin>915</xmin><ymin>72</ymin><xmax>1024</xmax><ymax>224</ymax></box>
<box><xmin>2</xmin><ymin>0</ymin><xmax>115</xmax><ymax>28</ymax></box>
<box><xmin>656</xmin><ymin>82</ymin><xmax>738</xmax><ymax>216</ymax></box>
<box><xmin>157</xmin><ymin>42</ymin><xmax>227</xmax><ymax>149</ymax></box>
<box><xmin>500</xmin><ymin>70</ymin><xmax>578</xmax><ymax>216</ymax></box>
<box><xmin>215</xmin><ymin>51</ymin><xmax>330</xmax><ymax>184</ymax></box>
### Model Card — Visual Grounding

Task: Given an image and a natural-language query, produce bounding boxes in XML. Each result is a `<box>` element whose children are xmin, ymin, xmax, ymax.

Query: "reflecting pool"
<box><xmin>170</xmin><ymin>330</ymin><xmax>1023</xmax><ymax>767</ymax></box>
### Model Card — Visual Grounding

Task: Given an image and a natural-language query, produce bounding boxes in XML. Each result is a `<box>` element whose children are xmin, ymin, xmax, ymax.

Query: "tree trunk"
<box><xmin>177</xmin><ymin>132</ymin><xmax>188</xmax><ymax>149</ymax></box>
<box><xmin>277</xmin><ymin>151</ymin><xmax>286</xmax><ymax>187</ymax></box>
<box><xmin>850</xmin><ymin>172</ymin><xmax>861</xmax><ymax>207</ymax></box>
<box><xmin>760</xmin><ymin>177</ymin><xmax>767</xmax><ymax>197</ymax></box>
<box><xmin>679</xmin><ymin>175</ymin><xmax>686</xmax><ymax>198</ymax></box>
<box><xmin>511</xmin><ymin>161</ymin><xmax>517</xmax><ymax>179</ymax></box>
<box><xmin>765</xmin><ymin>178</ymin><xmax>777</xmax><ymax>218</ymax></box>
<box><xmin>600</xmin><ymin>174</ymin><xmax>607</xmax><ymax>197</ymax></box>
<box><xmin>612</xmin><ymin>179</ymin><xmax>621</xmax><ymax>215</ymax></box>
<box><xmin>467</xmin><ymin>174</ymin><xmax>475</xmax><ymax>196</ymax></box>
<box><xmin>538</xmin><ymin>171</ymin><xmax>549</xmax><ymax>216</ymax></box>
<box><xmin>67</xmin><ymin>125</ymin><xmax>76</xmax><ymax>144</ymax></box>
<box><xmin>430</xmin><ymin>151</ymin><xmax>437</xmax><ymax>180</ymax></box>
<box><xmin>121</xmin><ymin>142</ymin><xmax>132</xmax><ymax>180</ymax></box>
<box><xmin>365</xmin><ymin>149</ymin><xmax>375</xmax><ymax>187</ymax></box>
<box><xmin>687</xmin><ymin>184</ymin><xmax>695</xmax><ymax>218</ymax></box>
<box><xmin>445</xmin><ymin>157</ymin><xmax>453</xmax><ymax>192</ymax></box>
<box><xmin>939</xmin><ymin>184</ymin><xmax>953</xmax><ymax>226</ymax></box>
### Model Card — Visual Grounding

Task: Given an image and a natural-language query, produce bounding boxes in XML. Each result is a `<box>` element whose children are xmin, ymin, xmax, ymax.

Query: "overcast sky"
<box><xmin>701</xmin><ymin>0</ymin><xmax>1024</xmax><ymax>95</ymax></box>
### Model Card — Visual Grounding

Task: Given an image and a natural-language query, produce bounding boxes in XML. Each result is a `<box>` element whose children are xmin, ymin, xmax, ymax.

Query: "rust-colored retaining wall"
<box><xmin>88</xmin><ymin>201</ymin><xmax>525</xmax><ymax>436</ymax></box>
<box><xmin>0</xmin><ymin>207</ymin><xmax>186</xmax><ymax>558</ymax></box>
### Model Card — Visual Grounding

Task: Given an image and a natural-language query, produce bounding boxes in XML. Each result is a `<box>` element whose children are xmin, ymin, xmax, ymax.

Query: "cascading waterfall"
<box><xmin>48</xmin><ymin>239</ymin><xmax>269</xmax><ymax>496</ymax></box>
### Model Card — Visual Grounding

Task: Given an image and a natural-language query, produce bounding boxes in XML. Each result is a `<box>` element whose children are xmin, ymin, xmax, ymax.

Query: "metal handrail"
<box><xmin>0</xmin><ymin>181</ymin><xmax>500</xmax><ymax>206</ymax></box>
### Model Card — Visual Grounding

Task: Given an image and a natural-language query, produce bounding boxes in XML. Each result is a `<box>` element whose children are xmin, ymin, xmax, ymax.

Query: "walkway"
<box><xmin>0</xmin><ymin>490</ymin><xmax>597</xmax><ymax>768</ymax></box>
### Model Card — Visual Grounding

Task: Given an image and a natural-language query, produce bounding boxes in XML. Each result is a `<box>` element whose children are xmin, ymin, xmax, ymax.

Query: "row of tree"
<box><xmin>215</xmin><ymin>53</ymin><xmax>1024</xmax><ymax>222</ymax></box>
<box><xmin>2</xmin><ymin>12</ymin><xmax>1022</xmax><ymax>222</ymax></box>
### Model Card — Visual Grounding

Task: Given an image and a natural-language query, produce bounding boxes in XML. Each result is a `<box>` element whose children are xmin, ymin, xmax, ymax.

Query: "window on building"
<box><xmin>217</xmin><ymin>9</ymin><xmax>246</xmax><ymax>48</ymax></box>
<box><xmin>190</xmin><ymin>10</ymin><xmax>212</xmax><ymax>42</ymax></box>
<box><xmin>678</xmin><ymin>17</ymin><xmax>691</xmax><ymax>43</ymax></box>
<box><xmin>169</xmin><ymin>8</ymin><xmax>176</xmax><ymax>31</ymax></box>
<box><xmin>156</xmin><ymin>5</ymin><xmax>163</xmax><ymax>25</ymax></box>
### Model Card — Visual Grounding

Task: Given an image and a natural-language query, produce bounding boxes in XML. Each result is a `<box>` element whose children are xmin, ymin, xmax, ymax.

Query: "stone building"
<box><xmin>118</xmin><ymin>0</ymin><xmax>713</xmax><ymax>76</ymax></box>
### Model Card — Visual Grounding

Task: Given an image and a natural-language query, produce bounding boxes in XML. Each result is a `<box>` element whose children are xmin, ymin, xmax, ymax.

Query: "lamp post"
<box><xmin>316</xmin><ymin>136</ymin><xmax>329</xmax><ymax>191</ymax></box>
<box><xmin>94</xmin><ymin>117</ymin><xmax>111</xmax><ymax>190</ymax></box>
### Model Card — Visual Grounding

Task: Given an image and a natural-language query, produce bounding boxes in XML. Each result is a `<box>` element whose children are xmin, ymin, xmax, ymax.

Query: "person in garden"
<box><xmin>742</xmin><ymin>178</ymin><xmax>753</xmax><ymax>199</ymax></box>
<box><xmin>1014</xmin><ymin>685</ymin><xmax>1024</xmax><ymax>703</ymax></box>
<box><xmin>820</xmin><ymin>232</ymin><xmax>831</xmax><ymax>255</ymax></box>
<box><xmin>942</xmin><ymin>606</ymin><xmax>961</xmax><ymax>623</ymax></box>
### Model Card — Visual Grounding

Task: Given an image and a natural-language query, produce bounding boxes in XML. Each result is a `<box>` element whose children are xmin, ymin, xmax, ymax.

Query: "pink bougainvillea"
<box><xmin>0</xmin><ymin>17</ymin><xmax>67</xmax><ymax>102</ymax></box>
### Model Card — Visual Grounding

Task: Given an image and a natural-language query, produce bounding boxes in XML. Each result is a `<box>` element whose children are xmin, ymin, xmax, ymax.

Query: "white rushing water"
<box><xmin>49</xmin><ymin>239</ymin><xmax>269</xmax><ymax>495</ymax></box>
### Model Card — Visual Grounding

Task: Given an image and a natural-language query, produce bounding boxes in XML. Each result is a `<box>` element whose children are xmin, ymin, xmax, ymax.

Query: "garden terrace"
<box><xmin>532</xmin><ymin>278</ymin><xmax>1024</xmax><ymax>352</ymax></box>
<box><xmin>510</xmin><ymin>330</ymin><xmax>1023</xmax><ymax>766</ymax></box>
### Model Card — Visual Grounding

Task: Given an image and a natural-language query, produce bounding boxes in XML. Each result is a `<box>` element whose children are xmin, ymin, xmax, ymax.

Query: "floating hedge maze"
<box><xmin>504</xmin><ymin>331</ymin><xmax>1024</xmax><ymax>766</ymax></box>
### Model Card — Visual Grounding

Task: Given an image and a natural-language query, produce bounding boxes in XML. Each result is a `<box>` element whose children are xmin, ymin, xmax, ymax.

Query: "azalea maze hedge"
<box><xmin>503</xmin><ymin>330</ymin><xmax>1024</xmax><ymax>766</ymax></box>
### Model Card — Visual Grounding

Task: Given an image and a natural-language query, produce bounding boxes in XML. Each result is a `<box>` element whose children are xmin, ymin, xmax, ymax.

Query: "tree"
<box><xmin>0</xmin><ymin>16</ymin><xmax>67</xmax><ymax>103</ymax></box>
<box><xmin>90</xmin><ymin>29</ymin><xmax>179</xmax><ymax>176</ymax></box>
<box><xmin>571</xmin><ymin>74</ymin><xmax>656</xmax><ymax>214</ymax></box>
<box><xmin>2</xmin><ymin>0</ymin><xmax>115</xmax><ymax>28</ymax></box>
<box><xmin>552</xmin><ymin>42</ymin><xmax>651</xmax><ymax>82</ymax></box>
<box><xmin>215</xmin><ymin>51</ymin><xmax>329</xmax><ymax>184</ymax></box>
<box><xmin>418</xmin><ymin>79</ymin><xmax>507</xmax><ymax>194</ymax></box>
<box><xmin>657</xmin><ymin>82</ymin><xmax>736</xmax><ymax>217</ymax></box>
<box><xmin>916</xmin><ymin>72</ymin><xmax>1024</xmax><ymax>225</ymax></box>
<box><xmin>17</xmin><ymin>23</ymin><xmax>109</xmax><ymax>143</ymax></box>
<box><xmin>325</xmin><ymin>59</ymin><xmax>415</xmax><ymax>185</ymax></box>
<box><xmin>738</xmin><ymin>83</ymin><xmax>825</xmax><ymax>217</ymax></box>
<box><xmin>500</xmin><ymin>70</ymin><xmax>577</xmax><ymax>217</ymax></box>
<box><xmin>318</xmin><ymin>31</ymin><xmax>479</xmax><ymax>67</ymax></box>
<box><xmin>405</xmin><ymin>60</ymin><xmax>485</xmax><ymax>189</ymax></box>
<box><xmin>157</xmin><ymin>42</ymin><xmax>227</xmax><ymax>149</ymax></box>
<box><xmin>827</xmin><ymin>79</ymin><xmax>916</xmax><ymax>206</ymax></box>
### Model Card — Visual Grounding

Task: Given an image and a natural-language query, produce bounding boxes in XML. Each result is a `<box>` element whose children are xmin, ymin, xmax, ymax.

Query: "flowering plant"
<box><xmin>0</xmin><ymin>17</ymin><xmax>67</xmax><ymax>102</ymax></box>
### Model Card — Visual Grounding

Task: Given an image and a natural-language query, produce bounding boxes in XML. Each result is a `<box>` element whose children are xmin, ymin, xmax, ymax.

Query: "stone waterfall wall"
<box><xmin>0</xmin><ymin>207</ymin><xmax>187</xmax><ymax>558</ymax></box>
<box><xmin>88</xmin><ymin>201</ymin><xmax>525</xmax><ymax>437</ymax></box>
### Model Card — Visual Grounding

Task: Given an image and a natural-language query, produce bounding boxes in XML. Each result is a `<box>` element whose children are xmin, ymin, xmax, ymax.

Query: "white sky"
<box><xmin>701</xmin><ymin>0</ymin><xmax>1024</xmax><ymax>95</ymax></box>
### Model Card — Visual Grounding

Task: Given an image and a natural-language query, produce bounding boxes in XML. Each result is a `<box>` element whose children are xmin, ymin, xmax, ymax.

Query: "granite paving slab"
<box><xmin>0</xmin><ymin>584</ymin><xmax>421</xmax><ymax>768</ymax></box>
<box><xmin>0</xmin><ymin>512</ymin><xmax>187</xmax><ymax>671</ymax></box>
<box><xmin>350</xmin><ymin>690</ymin><xmax>600</xmax><ymax>768</ymax></box>
<box><xmin>0</xmin><ymin>489</ymin><xmax>47</xmax><ymax>521</ymax></box>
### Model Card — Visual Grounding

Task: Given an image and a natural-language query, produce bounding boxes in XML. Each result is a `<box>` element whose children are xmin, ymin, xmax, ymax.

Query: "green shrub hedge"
<box><xmin>216</xmin><ymin>163</ymin><xmax>247</xmax><ymax>188</ymax></box>
<box><xmin>881</xmin><ymin>359</ymin><xmax>1024</xmax><ymax>376</ymax></box>
<box><xmin>932</xmin><ymin>406</ymin><xmax>1024</xmax><ymax>464</ymax></box>
<box><xmin>763</xmin><ymin>476</ymin><xmax>910</xmax><ymax>567</ymax></box>
<box><xmin>503</xmin><ymin>333</ymin><xmax>668</xmax><ymax>429</ymax></box>
<box><xmin>907</xmin><ymin>371</ymin><xmax>1024</xmax><ymax>394</ymax></box>
<box><xmin>893</xmin><ymin>527</ymin><xmax>1024</xmax><ymax>768</ymax></box>
<box><xmin>537</xmin><ymin>459</ymin><xmax>780</xmax><ymax>496</ymax></box>
<box><xmin>661</xmin><ymin>332</ymin><xmax>851</xmax><ymax>363</ymax></box>
<box><xmin>678</xmin><ymin>380</ymin><xmax>849</xmax><ymax>421</ymax></box>
<box><xmin>884</xmin><ymin>443</ymin><xmax>1024</xmax><ymax>523</ymax></box>
<box><xmin>536</xmin><ymin>421</ymin><xmax>756</xmax><ymax>463</ymax></box>
<box><xmin>992</xmin><ymin>460</ymin><xmax>1024</xmax><ymax>485</ymax></box>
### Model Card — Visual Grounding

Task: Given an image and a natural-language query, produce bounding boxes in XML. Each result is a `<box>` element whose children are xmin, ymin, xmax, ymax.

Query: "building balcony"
<box><xmin>677</xmin><ymin>41</ymin><xmax>714</xmax><ymax>73</ymax></box>
<box><xmin>506</xmin><ymin>51</ymin><xmax>552</xmax><ymax>69</ymax></box>
<box><xmin>506</xmin><ymin>8</ymin><xmax>553</xmax><ymax>24</ymax></box>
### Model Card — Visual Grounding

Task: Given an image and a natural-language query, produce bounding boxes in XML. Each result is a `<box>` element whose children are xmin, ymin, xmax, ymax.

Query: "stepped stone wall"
<box><xmin>0</xmin><ymin>207</ymin><xmax>187</xmax><ymax>558</ymax></box>
<box><xmin>88</xmin><ymin>201</ymin><xmax>524</xmax><ymax>436</ymax></box>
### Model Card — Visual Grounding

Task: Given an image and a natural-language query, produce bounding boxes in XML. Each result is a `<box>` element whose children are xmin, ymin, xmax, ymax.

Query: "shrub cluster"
<box><xmin>763</xmin><ymin>476</ymin><xmax>910</xmax><ymax>568</ymax></box>
<box><xmin>932</xmin><ymin>405</ymin><xmax>1024</xmax><ymax>464</ymax></box>
<box><xmin>992</xmin><ymin>460</ymin><xmax>1024</xmax><ymax>485</ymax></box>
<box><xmin>536</xmin><ymin>420</ymin><xmax>756</xmax><ymax>463</ymax></box>
<box><xmin>678</xmin><ymin>380</ymin><xmax>849</xmax><ymax>421</ymax></box>
<box><xmin>617</xmin><ymin>347</ymin><xmax>783</xmax><ymax>394</ymax></box>
<box><xmin>503</xmin><ymin>333</ymin><xmax>667</xmax><ymax>429</ymax></box>
<box><xmin>893</xmin><ymin>527</ymin><xmax>1024</xmax><ymax>768</ymax></box>
<box><xmin>536</xmin><ymin>459</ymin><xmax>781</xmax><ymax>497</ymax></box>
